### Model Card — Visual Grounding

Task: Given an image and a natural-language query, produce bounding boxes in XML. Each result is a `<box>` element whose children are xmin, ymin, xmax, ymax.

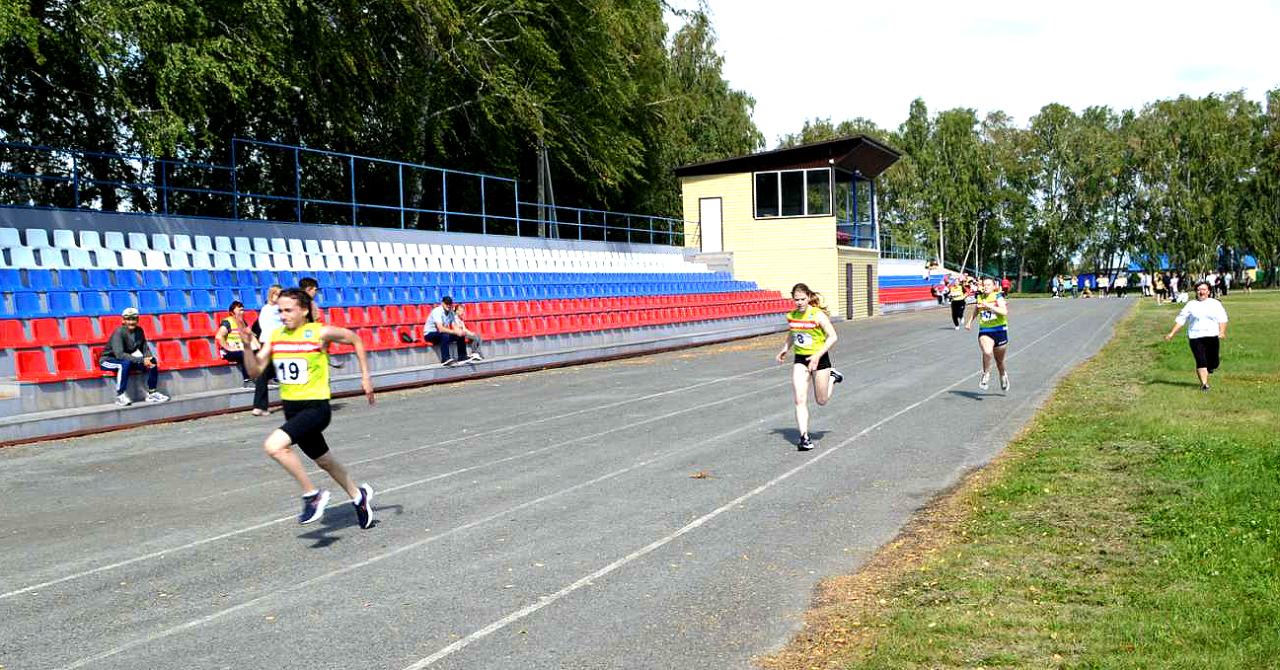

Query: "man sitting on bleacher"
<box><xmin>98</xmin><ymin>307</ymin><xmax>170</xmax><ymax>406</ymax></box>
<box><xmin>415</xmin><ymin>296</ymin><xmax>481</xmax><ymax>366</ymax></box>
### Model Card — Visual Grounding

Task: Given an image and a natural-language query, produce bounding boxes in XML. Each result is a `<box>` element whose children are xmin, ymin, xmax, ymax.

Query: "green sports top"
<box><xmin>976</xmin><ymin>292</ymin><xmax>1008</xmax><ymax>331</ymax></box>
<box><xmin>787</xmin><ymin>305</ymin><xmax>827</xmax><ymax>356</ymax></box>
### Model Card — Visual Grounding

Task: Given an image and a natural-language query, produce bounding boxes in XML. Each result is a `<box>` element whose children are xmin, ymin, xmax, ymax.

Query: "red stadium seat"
<box><xmin>65</xmin><ymin>316</ymin><xmax>97</xmax><ymax>343</ymax></box>
<box><xmin>186</xmin><ymin>313</ymin><xmax>214</xmax><ymax>335</ymax></box>
<box><xmin>32</xmin><ymin>318</ymin><xmax>70</xmax><ymax>346</ymax></box>
<box><xmin>365</xmin><ymin>307</ymin><xmax>387</xmax><ymax>327</ymax></box>
<box><xmin>16</xmin><ymin>350</ymin><xmax>58</xmax><ymax>382</ymax></box>
<box><xmin>347</xmin><ymin>308</ymin><xmax>369</xmax><ymax>328</ymax></box>
<box><xmin>159</xmin><ymin>313</ymin><xmax>189</xmax><ymax>338</ymax></box>
<box><xmin>186</xmin><ymin>339</ymin><xmax>219</xmax><ymax>368</ymax></box>
<box><xmin>53</xmin><ymin>348</ymin><xmax>95</xmax><ymax>379</ymax></box>
<box><xmin>326</xmin><ymin>307</ymin><xmax>347</xmax><ymax>326</ymax></box>
<box><xmin>395</xmin><ymin>324</ymin><xmax>418</xmax><ymax>345</ymax></box>
<box><xmin>157</xmin><ymin>340</ymin><xmax>191</xmax><ymax>369</ymax></box>
<box><xmin>0</xmin><ymin>320</ymin><xmax>34</xmax><ymax>347</ymax></box>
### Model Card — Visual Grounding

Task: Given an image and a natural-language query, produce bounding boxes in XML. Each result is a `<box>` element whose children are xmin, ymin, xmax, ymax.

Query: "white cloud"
<box><xmin>668</xmin><ymin>0</ymin><xmax>1280</xmax><ymax>147</ymax></box>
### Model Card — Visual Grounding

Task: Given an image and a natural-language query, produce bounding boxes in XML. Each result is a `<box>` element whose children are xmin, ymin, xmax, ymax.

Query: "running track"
<box><xmin>0</xmin><ymin>297</ymin><xmax>1132</xmax><ymax>670</ymax></box>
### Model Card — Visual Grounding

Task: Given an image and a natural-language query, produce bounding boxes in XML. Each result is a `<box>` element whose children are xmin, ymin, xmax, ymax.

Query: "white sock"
<box><xmin>303</xmin><ymin>489</ymin><xmax>319</xmax><ymax>498</ymax></box>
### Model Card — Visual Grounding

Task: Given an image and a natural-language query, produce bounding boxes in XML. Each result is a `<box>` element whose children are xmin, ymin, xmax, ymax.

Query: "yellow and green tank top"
<box><xmin>948</xmin><ymin>284</ymin><xmax>965</xmax><ymax>300</ymax></box>
<box><xmin>787</xmin><ymin>305</ymin><xmax>827</xmax><ymax>356</ymax></box>
<box><xmin>976</xmin><ymin>292</ymin><xmax>1008</xmax><ymax>331</ymax></box>
<box><xmin>221</xmin><ymin>315</ymin><xmax>245</xmax><ymax>352</ymax></box>
<box><xmin>271</xmin><ymin>322</ymin><xmax>330</xmax><ymax>401</ymax></box>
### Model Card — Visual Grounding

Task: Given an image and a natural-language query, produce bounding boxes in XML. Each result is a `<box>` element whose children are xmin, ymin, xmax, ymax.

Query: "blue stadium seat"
<box><xmin>213</xmin><ymin>270</ymin><xmax>236</xmax><ymax>287</ymax></box>
<box><xmin>27</xmin><ymin>270</ymin><xmax>56</xmax><ymax>291</ymax></box>
<box><xmin>191</xmin><ymin>289</ymin><xmax>216</xmax><ymax>312</ymax></box>
<box><xmin>114</xmin><ymin>271</ymin><xmax>142</xmax><ymax>289</ymax></box>
<box><xmin>59</xmin><ymin>269</ymin><xmax>88</xmax><ymax>290</ymax></box>
<box><xmin>213</xmin><ymin>289</ymin><xmax>237</xmax><ymax>310</ymax></box>
<box><xmin>276</xmin><ymin>271</ymin><xmax>296</xmax><ymax>288</ymax></box>
<box><xmin>404</xmin><ymin>286</ymin><xmax>423</xmax><ymax>303</ymax></box>
<box><xmin>108</xmin><ymin>291</ymin><xmax>134</xmax><ymax>315</ymax></box>
<box><xmin>0</xmin><ymin>299</ymin><xmax>12</xmax><ymax>318</ymax></box>
<box><xmin>334</xmin><ymin>271</ymin><xmax>352</xmax><ymax>287</ymax></box>
<box><xmin>319</xmin><ymin>271</ymin><xmax>337</xmax><ymax>288</ymax></box>
<box><xmin>0</xmin><ymin>268</ymin><xmax>22</xmax><ymax>290</ymax></box>
<box><xmin>168</xmin><ymin>270</ymin><xmax>191</xmax><ymax>288</ymax></box>
<box><xmin>189</xmin><ymin>270</ymin><xmax>213</xmax><ymax>288</ymax></box>
<box><xmin>251</xmin><ymin>270</ymin><xmax>274</xmax><ymax>287</ymax></box>
<box><xmin>390</xmin><ymin>287</ymin><xmax>407</xmax><ymax>303</ymax></box>
<box><xmin>423</xmin><ymin>286</ymin><xmax>442</xmax><ymax>303</ymax></box>
<box><xmin>137</xmin><ymin>290</ymin><xmax>164</xmax><ymax>314</ymax></box>
<box><xmin>347</xmin><ymin>271</ymin><xmax>366</xmax><ymax>287</ymax></box>
<box><xmin>48</xmin><ymin>292</ymin><xmax>75</xmax><ymax>316</ymax></box>
<box><xmin>142</xmin><ymin>270</ymin><xmax>166</xmax><ymax>288</ymax></box>
<box><xmin>78</xmin><ymin>291</ymin><xmax>107</xmax><ymax>316</ymax></box>
<box><xmin>163</xmin><ymin>290</ymin><xmax>190</xmax><ymax>312</ymax></box>
<box><xmin>242</xmin><ymin>289</ymin><xmax>262</xmax><ymax>308</ymax></box>
<box><xmin>15</xmin><ymin>292</ymin><xmax>42</xmax><ymax>318</ymax></box>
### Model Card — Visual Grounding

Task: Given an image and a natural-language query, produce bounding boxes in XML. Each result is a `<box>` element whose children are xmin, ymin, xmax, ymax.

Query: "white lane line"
<box><xmin>51</xmin><ymin>403</ymin><xmax>802</xmax><ymax>670</ymax></box>
<box><xmin>0</xmin><ymin>311</ymin><xmax>1043</xmax><ymax>601</ymax></box>
<box><xmin>48</xmin><ymin>307</ymin><xmax>1091</xmax><ymax>669</ymax></box>
<box><xmin>399</xmin><ymin>309</ymin><xmax>1093</xmax><ymax>668</ymax></box>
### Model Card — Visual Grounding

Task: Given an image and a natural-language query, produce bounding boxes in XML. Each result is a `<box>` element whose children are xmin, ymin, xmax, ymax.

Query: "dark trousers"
<box><xmin>253</xmin><ymin>362</ymin><xmax>276</xmax><ymax>411</ymax></box>
<box><xmin>950</xmin><ymin>299</ymin><xmax>967</xmax><ymax>327</ymax></box>
<box><xmin>1188</xmin><ymin>336</ymin><xmax>1220</xmax><ymax>372</ymax></box>
<box><xmin>425</xmin><ymin>331</ymin><xmax>467</xmax><ymax>362</ymax></box>
<box><xmin>99</xmin><ymin>357</ymin><xmax>159</xmax><ymax>394</ymax></box>
<box><xmin>222</xmin><ymin>350</ymin><xmax>248</xmax><ymax>379</ymax></box>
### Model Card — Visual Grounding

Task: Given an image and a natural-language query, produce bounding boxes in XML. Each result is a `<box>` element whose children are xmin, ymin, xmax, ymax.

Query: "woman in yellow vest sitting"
<box><xmin>240</xmin><ymin>288</ymin><xmax>377</xmax><ymax>529</ymax></box>
<box><xmin>776</xmin><ymin>283</ymin><xmax>843</xmax><ymax>451</ymax></box>
<box><xmin>215</xmin><ymin>300</ymin><xmax>260</xmax><ymax>386</ymax></box>
<box><xmin>964</xmin><ymin>276</ymin><xmax>1011</xmax><ymax>392</ymax></box>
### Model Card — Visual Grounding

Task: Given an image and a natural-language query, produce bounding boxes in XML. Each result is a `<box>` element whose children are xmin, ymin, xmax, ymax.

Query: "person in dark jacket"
<box><xmin>98</xmin><ymin>307</ymin><xmax>170</xmax><ymax>406</ymax></box>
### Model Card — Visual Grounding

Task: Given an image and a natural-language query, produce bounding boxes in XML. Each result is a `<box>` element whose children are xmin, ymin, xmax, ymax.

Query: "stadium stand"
<box><xmin>0</xmin><ymin>222</ymin><xmax>791</xmax><ymax>432</ymax></box>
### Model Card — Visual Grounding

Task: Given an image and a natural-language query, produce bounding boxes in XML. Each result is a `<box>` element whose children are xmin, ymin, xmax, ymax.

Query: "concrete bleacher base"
<box><xmin>0</xmin><ymin>313</ymin><xmax>790</xmax><ymax>446</ymax></box>
<box><xmin>881</xmin><ymin>298</ymin><xmax>944</xmax><ymax>314</ymax></box>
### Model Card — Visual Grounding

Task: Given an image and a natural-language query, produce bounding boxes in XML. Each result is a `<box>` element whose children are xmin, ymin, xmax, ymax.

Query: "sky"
<box><xmin>665</xmin><ymin>0</ymin><xmax>1280</xmax><ymax>148</ymax></box>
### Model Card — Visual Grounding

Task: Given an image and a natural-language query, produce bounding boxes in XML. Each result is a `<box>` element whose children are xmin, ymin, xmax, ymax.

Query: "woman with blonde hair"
<box><xmin>776</xmin><ymin>283</ymin><xmax>842</xmax><ymax>451</ymax></box>
<box><xmin>250</xmin><ymin>284</ymin><xmax>284</xmax><ymax>416</ymax></box>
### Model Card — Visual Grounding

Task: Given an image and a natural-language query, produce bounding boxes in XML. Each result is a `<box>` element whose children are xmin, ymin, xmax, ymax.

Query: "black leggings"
<box><xmin>1188</xmin><ymin>336</ymin><xmax>1220</xmax><ymax>372</ymax></box>
<box><xmin>253</xmin><ymin>362</ymin><xmax>276</xmax><ymax>411</ymax></box>
<box><xmin>950</xmin><ymin>299</ymin><xmax>967</xmax><ymax>327</ymax></box>
<box><xmin>222</xmin><ymin>350</ymin><xmax>248</xmax><ymax>380</ymax></box>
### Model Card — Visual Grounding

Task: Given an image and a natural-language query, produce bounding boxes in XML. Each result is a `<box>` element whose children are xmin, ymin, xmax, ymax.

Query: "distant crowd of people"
<box><xmin>1047</xmin><ymin>268</ymin><xmax>1257</xmax><ymax>302</ymax></box>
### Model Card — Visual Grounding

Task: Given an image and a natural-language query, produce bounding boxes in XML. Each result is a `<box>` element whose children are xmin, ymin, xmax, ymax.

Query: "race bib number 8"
<box><xmin>793</xmin><ymin>332</ymin><xmax>812</xmax><ymax>347</ymax></box>
<box><xmin>277</xmin><ymin>359</ymin><xmax>310</xmax><ymax>385</ymax></box>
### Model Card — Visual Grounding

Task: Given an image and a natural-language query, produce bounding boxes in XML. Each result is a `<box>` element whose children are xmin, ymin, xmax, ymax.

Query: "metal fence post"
<box><xmin>72</xmin><ymin>153</ymin><xmax>80</xmax><ymax>209</ymax></box>
<box><xmin>513</xmin><ymin>181</ymin><xmax>520</xmax><ymax>236</ymax></box>
<box><xmin>480</xmin><ymin>175</ymin><xmax>487</xmax><ymax>235</ymax></box>
<box><xmin>441</xmin><ymin>171</ymin><xmax>448</xmax><ymax>231</ymax></box>
<box><xmin>294</xmin><ymin>147</ymin><xmax>302</xmax><ymax>223</ymax></box>
<box><xmin>350</xmin><ymin>155</ymin><xmax>357</xmax><ymax>226</ymax></box>
<box><xmin>161</xmin><ymin>161</ymin><xmax>168</xmax><ymax>215</ymax></box>
<box><xmin>398</xmin><ymin>164</ymin><xmax>404</xmax><ymax>229</ymax></box>
<box><xmin>230</xmin><ymin>140</ymin><xmax>238</xmax><ymax>219</ymax></box>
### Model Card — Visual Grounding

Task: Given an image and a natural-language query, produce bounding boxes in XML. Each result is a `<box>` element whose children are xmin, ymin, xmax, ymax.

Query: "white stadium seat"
<box><xmin>24</xmin><ymin>228</ymin><xmax>51</xmax><ymax>248</ymax></box>
<box><xmin>150</xmin><ymin>234</ymin><xmax>173</xmax><ymax>253</ymax></box>
<box><xmin>304</xmin><ymin>239</ymin><xmax>322</xmax><ymax>255</ymax></box>
<box><xmin>335</xmin><ymin>240</ymin><xmax>352</xmax><ymax>255</ymax></box>
<box><xmin>53</xmin><ymin>229</ymin><xmax>78</xmax><ymax>249</ymax></box>
<box><xmin>0</xmin><ymin>227</ymin><xmax>20</xmax><ymax>248</ymax></box>
<box><xmin>119</xmin><ymin>249</ymin><xmax>145</xmax><ymax>270</ymax></box>
<box><xmin>268</xmin><ymin>238</ymin><xmax>287</xmax><ymax>254</ymax></box>
<box><xmin>37</xmin><ymin>247</ymin><xmax>67</xmax><ymax>268</ymax></box>
<box><xmin>321</xmin><ymin>240</ymin><xmax>338</xmax><ymax>255</ymax></box>
<box><xmin>252</xmin><ymin>237</ymin><xmax>270</xmax><ymax>253</ymax></box>
<box><xmin>127</xmin><ymin>232</ymin><xmax>150</xmax><ymax>251</ymax></box>
<box><xmin>78</xmin><ymin>230</ymin><xmax>102</xmax><ymax>250</ymax></box>
<box><xmin>173</xmin><ymin>234</ymin><xmax>194</xmax><ymax>252</ymax></box>
<box><xmin>103</xmin><ymin>231</ymin><xmax>126</xmax><ymax>250</ymax></box>
<box><xmin>167</xmin><ymin>251</ymin><xmax>191</xmax><ymax>270</ymax></box>
<box><xmin>92</xmin><ymin>249</ymin><xmax>119</xmax><ymax>269</ymax></box>
<box><xmin>233</xmin><ymin>237</ymin><xmax>253</xmax><ymax>253</ymax></box>
<box><xmin>143</xmin><ymin>250</ymin><xmax>169</xmax><ymax>269</ymax></box>
<box><xmin>213</xmin><ymin>236</ymin><xmax>232</xmax><ymax>253</ymax></box>
<box><xmin>66</xmin><ymin>248</ymin><xmax>92</xmax><ymax>268</ymax></box>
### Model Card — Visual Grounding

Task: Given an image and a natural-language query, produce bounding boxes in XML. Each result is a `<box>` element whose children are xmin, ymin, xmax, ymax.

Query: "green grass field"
<box><xmin>827</xmin><ymin>293</ymin><xmax>1280</xmax><ymax>669</ymax></box>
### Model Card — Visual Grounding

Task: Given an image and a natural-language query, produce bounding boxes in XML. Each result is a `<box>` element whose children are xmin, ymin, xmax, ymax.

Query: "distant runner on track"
<box><xmin>777</xmin><ymin>283</ymin><xmax>842</xmax><ymax>451</ymax></box>
<box><xmin>241</xmin><ymin>288</ymin><xmax>377</xmax><ymax>529</ymax></box>
<box><xmin>965</xmin><ymin>276</ymin><xmax>1010</xmax><ymax>392</ymax></box>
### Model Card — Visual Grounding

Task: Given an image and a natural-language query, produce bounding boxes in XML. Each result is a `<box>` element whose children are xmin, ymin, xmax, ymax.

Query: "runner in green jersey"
<box><xmin>775</xmin><ymin>283</ymin><xmax>843</xmax><ymax>451</ymax></box>
<box><xmin>964</xmin><ymin>276</ymin><xmax>1010</xmax><ymax>392</ymax></box>
<box><xmin>241</xmin><ymin>288</ymin><xmax>378</xmax><ymax>529</ymax></box>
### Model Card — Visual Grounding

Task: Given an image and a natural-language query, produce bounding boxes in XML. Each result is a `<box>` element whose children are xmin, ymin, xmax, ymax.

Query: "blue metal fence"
<box><xmin>0</xmin><ymin>139</ymin><xmax>692</xmax><ymax>247</ymax></box>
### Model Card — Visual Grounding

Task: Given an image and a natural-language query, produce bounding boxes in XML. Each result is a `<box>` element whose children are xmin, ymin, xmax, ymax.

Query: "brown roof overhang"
<box><xmin>674</xmin><ymin>135</ymin><xmax>901</xmax><ymax>180</ymax></box>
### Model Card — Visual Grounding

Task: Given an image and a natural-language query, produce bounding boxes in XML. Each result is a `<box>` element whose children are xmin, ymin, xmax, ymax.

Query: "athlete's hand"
<box><xmin>776</xmin><ymin>350</ymin><xmax>787</xmax><ymax>363</ymax></box>
<box><xmin>362</xmin><ymin>375</ymin><xmax>375</xmax><ymax>405</ymax></box>
<box><xmin>807</xmin><ymin>357</ymin><xmax>820</xmax><ymax>372</ymax></box>
<box><xmin>965</xmin><ymin>322</ymin><xmax>972</xmax><ymax>331</ymax></box>
<box><xmin>1164</xmin><ymin>333</ymin><xmax>1174</xmax><ymax>341</ymax></box>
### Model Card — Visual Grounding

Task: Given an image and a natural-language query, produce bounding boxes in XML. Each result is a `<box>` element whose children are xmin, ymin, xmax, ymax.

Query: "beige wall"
<box><xmin>680</xmin><ymin>172</ymin><xmax>847</xmax><ymax>316</ymax></box>
<box><xmin>836</xmin><ymin>247</ymin><xmax>880</xmax><ymax>319</ymax></box>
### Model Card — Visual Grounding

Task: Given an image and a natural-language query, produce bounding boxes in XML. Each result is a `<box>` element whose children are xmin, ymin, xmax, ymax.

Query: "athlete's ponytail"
<box><xmin>790</xmin><ymin>283</ymin><xmax>829</xmax><ymax>314</ymax></box>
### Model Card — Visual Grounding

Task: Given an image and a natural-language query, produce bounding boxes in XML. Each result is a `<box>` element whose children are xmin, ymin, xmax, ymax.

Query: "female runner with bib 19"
<box><xmin>776</xmin><ymin>283</ymin><xmax>843</xmax><ymax>451</ymax></box>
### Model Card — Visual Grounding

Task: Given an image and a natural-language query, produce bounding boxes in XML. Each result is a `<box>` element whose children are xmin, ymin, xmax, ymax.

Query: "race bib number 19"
<box><xmin>277</xmin><ymin>359</ymin><xmax>310</xmax><ymax>385</ymax></box>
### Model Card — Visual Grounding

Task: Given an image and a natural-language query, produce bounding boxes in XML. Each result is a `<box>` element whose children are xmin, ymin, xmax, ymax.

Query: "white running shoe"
<box><xmin>145</xmin><ymin>390</ymin><xmax>169</xmax><ymax>403</ymax></box>
<box><xmin>1000</xmin><ymin>373</ymin><xmax>1010</xmax><ymax>391</ymax></box>
<box><xmin>115</xmin><ymin>393</ymin><xmax>132</xmax><ymax>406</ymax></box>
<box><xmin>979</xmin><ymin>372</ymin><xmax>990</xmax><ymax>390</ymax></box>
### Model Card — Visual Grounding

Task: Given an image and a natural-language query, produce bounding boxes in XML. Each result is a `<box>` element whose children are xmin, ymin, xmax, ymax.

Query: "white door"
<box><xmin>699</xmin><ymin>197</ymin><xmax>723</xmax><ymax>253</ymax></box>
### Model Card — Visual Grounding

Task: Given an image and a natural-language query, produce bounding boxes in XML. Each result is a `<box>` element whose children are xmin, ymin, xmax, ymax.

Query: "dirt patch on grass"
<box><xmin>754</xmin><ymin>452</ymin><xmax>1016</xmax><ymax>669</ymax></box>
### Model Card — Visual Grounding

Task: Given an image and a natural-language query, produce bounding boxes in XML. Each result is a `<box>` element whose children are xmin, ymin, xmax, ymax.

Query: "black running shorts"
<box><xmin>979</xmin><ymin>329</ymin><xmax>1009</xmax><ymax>347</ymax></box>
<box><xmin>280</xmin><ymin>399</ymin><xmax>332</xmax><ymax>460</ymax></box>
<box><xmin>1188</xmin><ymin>336</ymin><xmax>1220</xmax><ymax>372</ymax></box>
<box><xmin>793</xmin><ymin>352</ymin><xmax>832</xmax><ymax>371</ymax></box>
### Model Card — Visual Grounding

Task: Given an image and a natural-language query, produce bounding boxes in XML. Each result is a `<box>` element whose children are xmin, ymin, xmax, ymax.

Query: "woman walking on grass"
<box><xmin>776</xmin><ymin>283</ymin><xmax>842</xmax><ymax>451</ymax></box>
<box><xmin>1164</xmin><ymin>281</ymin><xmax>1228</xmax><ymax>391</ymax></box>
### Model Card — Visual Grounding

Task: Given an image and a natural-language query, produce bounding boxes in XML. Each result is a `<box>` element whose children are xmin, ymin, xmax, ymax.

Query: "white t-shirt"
<box><xmin>258</xmin><ymin>304</ymin><xmax>283</xmax><ymax>344</ymax></box>
<box><xmin>1175</xmin><ymin>298</ymin><xmax>1228</xmax><ymax>339</ymax></box>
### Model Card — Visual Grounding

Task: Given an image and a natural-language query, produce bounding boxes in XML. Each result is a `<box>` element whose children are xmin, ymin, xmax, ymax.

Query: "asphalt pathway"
<box><xmin>0</xmin><ymin>297</ymin><xmax>1132</xmax><ymax>670</ymax></box>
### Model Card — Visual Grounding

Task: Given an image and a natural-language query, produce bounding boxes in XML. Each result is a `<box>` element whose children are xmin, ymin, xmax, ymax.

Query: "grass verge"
<box><xmin>758</xmin><ymin>293</ymin><xmax>1280</xmax><ymax>670</ymax></box>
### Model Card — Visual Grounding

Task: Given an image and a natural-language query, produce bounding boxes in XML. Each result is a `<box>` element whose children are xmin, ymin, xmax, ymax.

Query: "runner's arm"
<box><xmin>214</xmin><ymin>322</ymin><xmax>231</xmax><ymax>351</ymax></box>
<box><xmin>320</xmin><ymin>325</ymin><xmax>375</xmax><ymax>405</ymax></box>
<box><xmin>241</xmin><ymin>336</ymin><xmax>273</xmax><ymax>378</ymax></box>
<box><xmin>776</xmin><ymin>331</ymin><xmax>793</xmax><ymax>362</ymax></box>
<box><xmin>809</xmin><ymin>311</ymin><xmax>839</xmax><ymax>360</ymax></box>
